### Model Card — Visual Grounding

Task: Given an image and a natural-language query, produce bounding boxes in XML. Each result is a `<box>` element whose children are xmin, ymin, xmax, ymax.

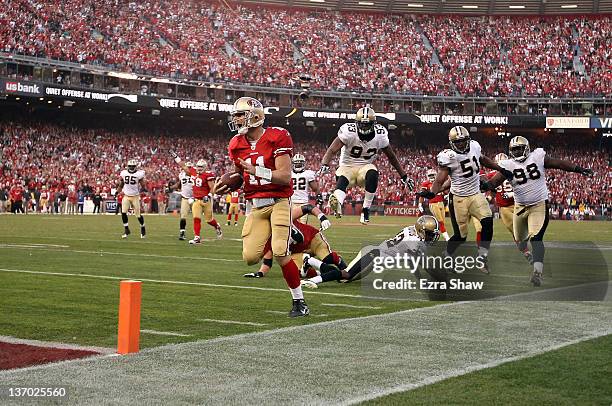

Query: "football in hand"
<box><xmin>215</xmin><ymin>172</ymin><xmax>243</xmax><ymax>193</ymax></box>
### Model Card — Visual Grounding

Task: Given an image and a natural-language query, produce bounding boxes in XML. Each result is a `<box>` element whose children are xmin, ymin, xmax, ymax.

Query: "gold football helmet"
<box><xmin>228</xmin><ymin>97</ymin><xmax>265</xmax><ymax>135</ymax></box>
<box><xmin>494</xmin><ymin>153</ymin><xmax>509</xmax><ymax>163</ymax></box>
<box><xmin>448</xmin><ymin>126</ymin><xmax>471</xmax><ymax>154</ymax></box>
<box><xmin>426</xmin><ymin>168</ymin><xmax>437</xmax><ymax>182</ymax></box>
<box><xmin>185</xmin><ymin>161</ymin><xmax>194</xmax><ymax>168</ymax></box>
<box><xmin>355</xmin><ymin>107</ymin><xmax>376</xmax><ymax>140</ymax></box>
<box><xmin>509</xmin><ymin>136</ymin><xmax>530</xmax><ymax>162</ymax></box>
<box><xmin>415</xmin><ymin>215</ymin><xmax>440</xmax><ymax>243</ymax></box>
<box><xmin>127</xmin><ymin>159</ymin><xmax>138</xmax><ymax>173</ymax></box>
<box><xmin>292</xmin><ymin>154</ymin><xmax>306</xmax><ymax>173</ymax></box>
<box><xmin>196</xmin><ymin>159</ymin><xmax>207</xmax><ymax>173</ymax></box>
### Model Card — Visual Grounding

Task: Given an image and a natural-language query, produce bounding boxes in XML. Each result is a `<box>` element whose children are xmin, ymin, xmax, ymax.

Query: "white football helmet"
<box><xmin>228</xmin><ymin>97</ymin><xmax>265</xmax><ymax>135</ymax></box>
<box><xmin>509</xmin><ymin>136</ymin><xmax>530</xmax><ymax>162</ymax></box>
<box><xmin>292</xmin><ymin>154</ymin><xmax>306</xmax><ymax>173</ymax></box>
<box><xmin>448</xmin><ymin>126</ymin><xmax>471</xmax><ymax>154</ymax></box>
<box><xmin>494</xmin><ymin>152</ymin><xmax>509</xmax><ymax>163</ymax></box>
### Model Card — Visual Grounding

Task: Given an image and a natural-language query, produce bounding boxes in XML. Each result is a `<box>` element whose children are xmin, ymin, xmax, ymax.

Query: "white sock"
<box><xmin>310</xmin><ymin>276</ymin><xmax>323</xmax><ymax>284</ymax></box>
<box><xmin>290</xmin><ymin>286</ymin><xmax>304</xmax><ymax>300</ymax></box>
<box><xmin>307</xmin><ymin>257</ymin><xmax>323</xmax><ymax>270</ymax></box>
<box><xmin>534</xmin><ymin>262</ymin><xmax>544</xmax><ymax>274</ymax></box>
<box><xmin>363</xmin><ymin>191</ymin><xmax>375</xmax><ymax>209</ymax></box>
<box><xmin>442</xmin><ymin>232</ymin><xmax>449</xmax><ymax>240</ymax></box>
<box><xmin>334</xmin><ymin>189</ymin><xmax>346</xmax><ymax>206</ymax></box>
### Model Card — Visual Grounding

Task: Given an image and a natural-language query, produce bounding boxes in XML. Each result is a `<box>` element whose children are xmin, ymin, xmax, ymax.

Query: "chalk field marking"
<box><xmin>0</xmin><ymin>335</ymin><xmax>115</xmax><ymax>355</ymax></box>
<box><xmin>0</xmin><ymin>268</ymin><xmax>392</xmax><ymax>300</ymax></box>
<box><xmin>0</xmin><ymin>246</ymin><xmax>242</xmax><ymax>262</ymax></box>
<box><xmin>197</xmin><ymin>318</ymin><xmax>267</xmax><ymax>327</ymax></box>
<box><xmin>0</xmin><ymin>243</ymin><xmax>70</xmax><ymax>249</ymax></box>
<box><xmin>341</xmin><ymin>328</ymin><xmax>612</xmax><ymax>406</ymax></box>
<box><xmin>140</xmin><ymin>329</ymin><xmax>192</xmax><ymax>337</ymax></box>
<box><xmin>264</xmin><ymin>310</ymin><xmax>329</xmax><ymax>318</ymax></box>
<box><xmin>322</xmin><ymin>303</ymin><xmax>382</xmax><ymax>309</ymax></box>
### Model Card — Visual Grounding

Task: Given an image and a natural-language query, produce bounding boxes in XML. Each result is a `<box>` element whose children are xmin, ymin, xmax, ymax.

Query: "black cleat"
<box><xmin>360</xmin><ymin>208</ymin><xmax>370</xmax><ymax>225</ymax></box>
<box><xmin>121</xmin><ymin>228</ymin><xmax>131</xmax><ymax>239</ymax></box>
<box><xmin>179</xmin><ymin>230</ymin><xmax>186</xmax><ymax>241</ymax></box>
<box><xmin>289</xmin><ymin>299</ymin><xmax>310</xmax><ymax>318</ymax></box>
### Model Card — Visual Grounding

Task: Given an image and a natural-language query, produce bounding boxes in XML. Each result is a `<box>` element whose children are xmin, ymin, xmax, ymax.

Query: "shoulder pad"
<box><xmin>437</xmin><ymin>149</ymin><xmax>454</xmax><ymax>167</ymax></box>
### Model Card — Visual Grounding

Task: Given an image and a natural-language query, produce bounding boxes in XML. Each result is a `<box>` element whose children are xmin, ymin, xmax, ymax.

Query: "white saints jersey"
<box><xmin>338</xmin><ymin>123</ymin><xmax>390</xmax><ymax>166</ymax></box>
<box><xmin>437</xmin><ymin>140</ymin><xmax>483</xmax><ymax>197</ymax></box>
<box><xmin>179</xmin><ymin>170</ymin><xmax>194</xmax><ymax>199</ymax></box>
<box><xmin>377</xmin><ymin>225</ymin><xmax>426</xmax><ymax>258</ymax></box>
<box><xmin>498</xmin><ymin>148</ymin><xmax>548</xmax><ymax>206</ymax></box>
<box><xmin>292</xmin><ymin>169</ymin><xmax>316</xmax><ymax>204</ymax></box>
<box><xmin>120</xmin><ymin>169</ymin><xmax>145</xmax><ymax>196</ymax></box>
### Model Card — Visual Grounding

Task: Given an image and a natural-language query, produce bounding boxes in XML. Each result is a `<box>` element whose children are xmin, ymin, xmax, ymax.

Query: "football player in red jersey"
<box><xmin>418</xmin><ymin>169</ymin><xmax>450</xmax><ymax>241</ymax></box>
<box><xmin>216</xmin><ymin>96</ymin><xmax>309</xmax><ymax>317</ymax></box>
<box><xmin>173</xmin><ymin>158</ymin><xmax>223</xmax><ymax>244</ymax></box>
<box><xmin>487</xmin><ymin>153</ymin><xmax>532</xmax><ymax>263</ymax></box>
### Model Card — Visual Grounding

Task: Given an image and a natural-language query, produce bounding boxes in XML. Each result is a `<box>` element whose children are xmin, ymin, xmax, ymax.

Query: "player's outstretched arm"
<box><xmin>381</xmin><ymin>146</ymin><xmax>406</xmax><ymax>178</ymax></box>
<box><xmin>482</xmin><ymin>172</ymin><xmax>506</xmax><ymax>191</ymax></box>
<box><xmin>480</xmin><ymin>155</ymin><xmax>513</xmax><ymax>180</ymax></box>
<box><xmin>318</xmin><ymin>137</ymin><xmax>344</xmax><ymax>174</ymax></box>
<box><xmin>238</xmin><ymin>154</ymin><xmax>292</xmax><ymax>186</ymax></box>
<box><xmin>544</xmin><ymin>157</ymin><xmax>594</xmax><ymax>176</ymax></box>
<box><xmin>170</xmin><ymin>150</ymin><xmax>189</xmax><ymax>172</ymax></box>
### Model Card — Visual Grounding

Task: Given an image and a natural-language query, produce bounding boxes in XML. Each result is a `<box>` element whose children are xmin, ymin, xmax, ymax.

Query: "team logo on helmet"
<box><xmin>508</xmin><ymin>136</ymin><xmax>530</xmax><ymax>162</ymax></box>
<box><xmin>448</xmin><ymin>126</ymin><xmax>471</xmax><ymax>154</ymax></box>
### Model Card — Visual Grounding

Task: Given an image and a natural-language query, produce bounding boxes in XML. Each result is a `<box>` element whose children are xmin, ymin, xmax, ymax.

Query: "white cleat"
<box><xmin>301</xmin><ymin>279</ymin><xmax>318</xmax><ymax>289</ymax></box>
<box><xmin>189</xmin><ymin>236</ymin><xmax>201</xmax><ymax>245</ymax></box>
<box><xmin>121</xmin><ymin>233</ymin><xmax>129</xmax><ymax>239</ymax></box>
<box><xmin>216</xmin><ymin>227</ymin><xmax>223</xmax><ymax>240</ymax></box>
<box><xmin>140</xmin><ymin>234</ymin><xmax>146</xmax><ymax>239</ymax></box>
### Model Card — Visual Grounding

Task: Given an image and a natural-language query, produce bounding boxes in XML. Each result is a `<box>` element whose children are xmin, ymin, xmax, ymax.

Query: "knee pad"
<box><xmin>335</xmin><ymin>176</ymin><xmax>350</xmax><ymax>192</ymax></box>
<box><xmin>364</xmin><ymin>170</ymin><xmax>379</xmax><ymax>193</ymax></box>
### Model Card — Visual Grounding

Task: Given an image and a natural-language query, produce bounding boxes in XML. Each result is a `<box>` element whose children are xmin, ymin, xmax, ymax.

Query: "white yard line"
<box><xmin>197</xmin><ymin>319</ymin><xmax>267</xmax><ymax>327</ymax></box>
<box><xmin>0</xmin><ymin>335</ymin><xmax>115</xmax><ymax>354</ymax></box>
<box><xmin>0</xmin><ymin>268</ymin><xmax>391</xmax><ymax>300</ymax></box>
<box><xmin>140</xmin><ymin>329</ymin><xmax>192</xmax><ymax>337</ymax></box>
<box><xmin>0</xmin><ymin>243</ymin><xmax>70</xmax><ymax>249</ymax></box>
<box><xmin>322</xmin><ymin>303</ymin><xmax>382</xmax><ymax>309</ymax></box>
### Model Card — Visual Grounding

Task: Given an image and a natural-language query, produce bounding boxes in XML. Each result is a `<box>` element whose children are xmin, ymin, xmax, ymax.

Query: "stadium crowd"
<box><xmin>1</xmin><ymin>0</ymin><xmax>610</xmax><ymax>97</ymax></box>
<box><xmin>0</xmin><ymin>121</ymin><xmax>609</xmax><ymax>219</ymax></box>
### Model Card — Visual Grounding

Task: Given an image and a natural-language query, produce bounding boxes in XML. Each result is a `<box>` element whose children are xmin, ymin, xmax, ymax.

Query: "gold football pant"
<box><xmin>449</xmin><ymin>193</ymin><xmax>492</xmax><ymax>239</ymax></box>
<box><xmin>499</xmin><ymin>206</ymin><xmax>515</xmax><ymax>236</ymax></box>
<box><xmin>241</xmin><ymin>198</ymin><xmax>291</xmax><ymax>265</ymax></box>
<box><xmin>192</xmin><ymin>198</ymin><xmax>213</xmax><ymax>222</ymax></box>
<box><xmin>335</xmin><ymin>164</ymin><xmax>377</xmax><ymax>188</ymax></box>
<box><xmin>121</xmin><ymin>195</ymin><xmax>141</xmax><ymax>216</ymax></box>
<box><xmin>180</xmin><ymin>197</ymin><xmax>192</xmax><ymax>219</ymax></box>
<box><xmin>290</xmin><ymin>233</ymin><xmax>331</xmax><ymax>265</ymax></box>
<box><xmin>513</xmin><ymin>201</ymin><xmax>548</xmax><ymax>242</ymax></box>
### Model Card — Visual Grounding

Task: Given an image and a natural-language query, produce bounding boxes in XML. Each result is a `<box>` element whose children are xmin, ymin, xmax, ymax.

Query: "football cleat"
<box><xmin>328</xmin><ymin>194</ymin><xmax>342</xmax><ymax>218</ymax></box>
<box><xmin>216</xmin><ymin>227</ymin><xmax>223</xmax><ymax>240</ymax></box>
<box><xmin>121</xmin><ymin>228</ymin><xmax>131</xmax><ymax>239</ymax></box>
<box><xmin>360</xmin><ymin>208</ymin><xmax>370</xmax><ymax>225</ymax></box>
<box><xmin>289</xmin><ymin>299</ymin><xmax>310</xmax><ymax>317</ymax></box>
<box><xmin>234</xmin><ymin>222</ymin><xmax>239</xmax><ymax>227</ymax></box>
<box><xmin>524</xmin><ymin>250</ymin><xmax>534</xmax><ymax>265</ymax></box>
<box><xmin>300</xmin><ymin>253</ymin><xmax>312</xmax><ymax>278</ymax></box>
<box><xmin>243</xmin><ymin>271</ymin><xmax>265</xmax><ymax>278</ymax></box>
<box><xmin>179</xmin><ymin>231</ymin><xmax>186</xmax><ymax>241</ymax></box>
<box><xmin>227</xmin><ymin>221</ymin><xmax>231</xmax><ymax>226</ymax></box>
<box><xmin>478</xmin><ymin>255</ymin><xmax>490</xmax><ymax>275</ymax></box>
<box><xmin>301</xmin><ymin>279</ymin><xmax>318</xmax><ymax>289</ymax></box>
<box><xmin>530</xmin><ymin>269</ymin><xmax>543</xmax><ymax>287</ymax></box>
<box><xmin>189</xmin><ymin>236</ymin><xmax>201</xmax><ymax>245</ymax></box>
<box><xmin>140</xmin><ymin>234</ymin><xmax>146</xmax><ymax>239</ymax></box>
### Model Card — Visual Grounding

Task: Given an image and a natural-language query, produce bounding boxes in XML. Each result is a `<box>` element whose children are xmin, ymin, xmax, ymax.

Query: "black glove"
<box><xmin>316</xmin><ymin>193</ymin><xmax>324</xmax><ymax>206</ymax></box>
<box><xmin>317</xmin><ymin>165</ymin><xmax>330</xmax><ymax>176</ymax></box>
<box><xmin>575</xmin><ymin>166</ymin><xmax>594</xmax><ymax>177</ymax></box>
<box><xmin>400</xmin><ymin>175</ymin><xmax>415</xmax><ymax>191</ymax></box>
<box><xmin>418</xmin><ymin>190</ymin><xmax>436</xmax><ymax>199</ymax></box>
<box><xmin>170</xmin><ymin>150</ymin><xmax>178</xmax><ymax>159</ymax></box>
<box><xmin>499</xmin><ymin>168</ymin><xmax>514</xmax><ymax>180</ymax></box>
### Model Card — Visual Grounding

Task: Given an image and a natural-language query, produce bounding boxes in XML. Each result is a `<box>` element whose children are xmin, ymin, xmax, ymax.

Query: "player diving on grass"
<box><xmin>482</xmin><ymin>136</ymin><xmax>593</xmax><ymax>286</ymax></box>
<box><xmin>301</xmin><ymin>215</ymin><xmax>440</xmax><ymax>288</ymax></box>
<box><xmin>318</xmin><ymin>107</ymin><xmax>414</xmax><ymax>225</ymax></box>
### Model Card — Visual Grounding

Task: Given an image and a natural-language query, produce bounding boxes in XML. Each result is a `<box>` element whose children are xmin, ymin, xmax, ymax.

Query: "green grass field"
<box><xmin>0</xmin><ymin>213</ymin><xmax>610</xmax><ymax>404</ymax></box>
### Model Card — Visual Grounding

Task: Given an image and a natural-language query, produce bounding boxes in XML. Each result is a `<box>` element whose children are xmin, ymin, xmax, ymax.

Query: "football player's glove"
<box><xmin>499</xmin><ymin>168</ymin><xmax>514</xmax><ymax>180</ymax></box>
<box><xmin>418</xmin><ymin>190</ymin><xmax>436</xmax><ymax>199</ymax></box>
<box><xmin>317</xmin><ymin>165</ymin><xmax>330</xmax><ymax>176</ymax></box>
<box><xmin>400</xmin><ymin>175</ymin><xmax>414</xmax><ymax>191</ymax></box>
<box><xmin>316</xmin><ymin>193</ymin><xmax>324</xmax><ymax>206</ymax></box>
<box><xmin>319</xmin><ymin>215</ymin><xmax>331</xmax><ymax>231</ymax></box>
<box><xmin>417</xmin><ymin>203</ymin><xmax>424</xmax><ymax>214</ymax></box>
<box><xmin>243</xmin><ymin>271</ymin><xmax>265</xmax><ymax>278</ymax></box>
<box><xmin>574</xmin><ymin>166</ymin><xmax>594</xmax><ymax>177</ymax></box>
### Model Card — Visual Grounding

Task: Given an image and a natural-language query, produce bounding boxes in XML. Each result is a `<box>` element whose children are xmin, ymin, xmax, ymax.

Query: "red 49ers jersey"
<box><xmin>230</xmin><ymin>191</ymin><xmax>240</xmax><ymax>204</ymax></box>
<box><xmin>487</xmin><ymin>171</ymin><xmax>514</xmax><ymax>207</ymax></box>
<box><xmin>264</xmin><ymin>220</ymin><xmax>322</xmax><ymax>255</ymax></box>
<box><xmin>228</xmin><ymin>127</ymin><xmax>294</xmax><ymax>199</ymax></box>
<box><xmin>188</xmin><ymin>167</ymin><xmax>215</xmax><ymax>199</ymax></box>
<box><xmin>420</xmin><ymin>180</ymin><xmax>444</xmax><ymax>203</ymax></box>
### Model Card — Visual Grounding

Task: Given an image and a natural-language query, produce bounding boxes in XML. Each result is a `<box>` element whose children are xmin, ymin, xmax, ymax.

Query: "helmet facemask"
<box><xmin>228</xmin><ymin>111</ymin><xmax>251</xmax><ymax>135</ymax></box>
<box><xmin>292</xmin><ymin>159</ymin><xmax>306</xmax><ymax>173</ymax></box>
<box><xmin>510</xmin><ymin>145</ymin><xmax>530</xmax><ymax>162</ymax></box>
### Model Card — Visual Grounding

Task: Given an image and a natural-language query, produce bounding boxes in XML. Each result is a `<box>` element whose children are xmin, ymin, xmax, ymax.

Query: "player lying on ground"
<box><xmin>244</xmin><ymin>203</ymin><xmax>333</xmax><ymax>277</ymax></box>
<box><xmin>318</xmin><ymin>106</ymin><xmax>414</xmax><ymax>225</ymax></box>
<box><xmin>301</xmin><ymin>215</ymin><xmax>440</xmax><ymax>288</ymax></box>
<box><xmin>482</xmin><ymin>136</ymin><xmax>593</xmax><ymax>287</ymax></box>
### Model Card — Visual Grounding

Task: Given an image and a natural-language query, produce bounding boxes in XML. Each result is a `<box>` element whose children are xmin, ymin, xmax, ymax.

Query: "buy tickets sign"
<box><xmin>384</xmin><ymin>205</ymin><xmax>420</xmax><ymax>217</ymax></box>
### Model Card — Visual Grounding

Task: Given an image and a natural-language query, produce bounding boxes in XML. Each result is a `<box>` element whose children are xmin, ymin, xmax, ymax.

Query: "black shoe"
<box><xmin>360</xmin><ymin>208</ymin><xmax>370</xmax><ymax>224</ymax></box>
<box><xmin>121</xmin><ymin>228</ymin><xmax>131</xmax><ymax>239</ymax></box>
<box><xmin>289</xmin><ymin>299</ymin><xmax>310</xmax><ymax>317</ymax></box>
<box><xmin>179</xmin><ymin>231</ymin><xmax>186</xmax><ymax>241</ymax></box>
